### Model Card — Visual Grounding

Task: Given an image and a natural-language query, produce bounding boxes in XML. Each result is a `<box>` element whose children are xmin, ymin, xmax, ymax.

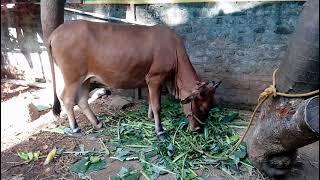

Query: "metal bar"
<box><xmin>64</xmin><ymin>7</ymin><xmax>150</xmax><ymax>25</ymax></box>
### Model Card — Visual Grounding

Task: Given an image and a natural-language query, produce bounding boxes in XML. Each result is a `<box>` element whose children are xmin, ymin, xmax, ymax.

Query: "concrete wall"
<box><xmin>134</xmin><ymin>2</ymin><xmax>305</xmax><ymax>108</ymax></box>
<box><xmin>1</xmin><ymin>2</ymin><xmax>305</xmax><ymax>109</ymax></box>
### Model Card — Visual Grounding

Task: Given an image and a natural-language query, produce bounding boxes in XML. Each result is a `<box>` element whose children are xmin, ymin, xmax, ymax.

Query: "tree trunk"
<box><xmin>40</xmin><ymin>0</ymin><xmax>65</xmax><ymax>44</ymax></box>
<box><xmin>247</xmin><ymin>0</ymin><xmax>319</xmax><ymax>177</ymax></box>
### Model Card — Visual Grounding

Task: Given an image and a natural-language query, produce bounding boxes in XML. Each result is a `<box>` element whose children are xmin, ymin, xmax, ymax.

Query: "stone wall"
<box><xmin>1</xmin><ymin>2</ymin><xmax>305</xmax><ymax>109</ymax></box>
<box><xmin>158</xmin><ymin>2</ymin><xmax>304</xmax><ymax>108</ymax></box>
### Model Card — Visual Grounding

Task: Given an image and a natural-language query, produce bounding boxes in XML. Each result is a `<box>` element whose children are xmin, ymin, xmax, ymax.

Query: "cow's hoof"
<box><xmin>64</xmin><ymin>127</ymin><xmax>82</xmax><ymax>137</ymax></box>
<box><xmin>157</xmin><ymin>131</ymin><xmax>168</xmax><ymax>141</ymax></box>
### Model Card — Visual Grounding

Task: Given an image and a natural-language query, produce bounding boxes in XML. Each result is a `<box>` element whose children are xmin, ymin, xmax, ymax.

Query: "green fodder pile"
<box><xmin>95</xmin><ymin>98</ymin><xmax>253</xmax><ymax>179</ymax></box>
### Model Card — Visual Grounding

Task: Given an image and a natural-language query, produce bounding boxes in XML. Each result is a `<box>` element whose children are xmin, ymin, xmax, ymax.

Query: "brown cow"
<box><xmin>47</xmin><ymin>20</ymin><xmax>221</xmax><ymax>140</ymax></box>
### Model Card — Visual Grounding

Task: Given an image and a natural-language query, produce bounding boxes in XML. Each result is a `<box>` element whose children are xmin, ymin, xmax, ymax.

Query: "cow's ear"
<box><xmin>181</xmin><ymin>94</ymin><xmax>197</xmax><ymax>104</ymax></box>
<box><xmin>213</xmin><ymin>81</ymin><xmax>222</xmax><ymax>89</ymax></box>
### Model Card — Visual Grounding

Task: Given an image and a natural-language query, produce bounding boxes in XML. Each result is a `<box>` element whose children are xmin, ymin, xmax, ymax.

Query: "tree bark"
<box><xmin>247</xmin><ymin>0</ymin><xmax>319</xmax><ymax>177</ymax></box>
<box><xmin>40</xmin><ymin>0</ymin><xmax>65</xmax><ymax>44</ymax></box>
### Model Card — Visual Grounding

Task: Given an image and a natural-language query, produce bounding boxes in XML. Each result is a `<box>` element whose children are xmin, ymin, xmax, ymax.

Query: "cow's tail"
<box><xmin>47</xmin><ymin>39</ymin><xmax>61</xmax><ymax>116</ymax></box>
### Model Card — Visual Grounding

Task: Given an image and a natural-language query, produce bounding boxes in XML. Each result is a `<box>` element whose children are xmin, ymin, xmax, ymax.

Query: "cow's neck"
<box><xmin>175</xmin><ymin>57</ymin><xmax>200</xmax><ymax>100</ymax></box>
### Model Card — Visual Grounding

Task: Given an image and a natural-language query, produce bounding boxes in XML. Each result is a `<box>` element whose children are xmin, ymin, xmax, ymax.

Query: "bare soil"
<box><xmin>1</xmin><ymin>82</ymin><xmax>39</xmax><ymax>102</ymax></box>
<box><xmin>1</xmin><ymin>81</ymin><xmax>318</xmax><ymax>180</ymax></box>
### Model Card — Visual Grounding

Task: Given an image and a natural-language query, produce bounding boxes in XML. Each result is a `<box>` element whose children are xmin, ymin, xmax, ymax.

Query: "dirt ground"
<box><xmin>1</xmin><ymin>82</ymin><xmax>39</xmax><ymax>102</ymax></box>
<box><xmin>1</xmin><ymin>81</ymin><xmax>319</xmax><ymax>180</ymax></box>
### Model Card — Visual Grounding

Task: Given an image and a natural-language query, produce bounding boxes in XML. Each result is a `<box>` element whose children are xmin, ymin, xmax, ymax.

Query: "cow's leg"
<box><xmin>148</xmin><ymin>93</ymin><xmax>154</xmax><ymax>119</ymax></box>
<box><xmin>61</xmin><ymin>82</ymin><xmax>81</xmax><ymax>135</ymax></box>
<box><xmin>148</xmin><ymin>82</ymin><xmax>167</xmax><ymax>140</ymax></box>
<box><xmin>77</xmin><ymin>81</ymin><xmax>102</xmax><ymax>130</ymax></box>
<box><xmin>148</xmin><ymin>104</ymin><xmax>154</xmax><ymax>119</ymax></box>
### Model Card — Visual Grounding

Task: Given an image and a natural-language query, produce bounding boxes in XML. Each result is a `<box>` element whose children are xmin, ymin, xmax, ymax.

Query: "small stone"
<box><xmin>88</xmin><ymin>88</ymin><xmax>110</xmax><ymax>103</ymax></box>
<box><xmin>108</xmin><ymin>95</ymin><xmax>133</xmax><ymax>110</ymax></box>
<box><xmin>28</xmin><ymin>103</ymin><xmax>41</xmax><ymax>121</ymax></box>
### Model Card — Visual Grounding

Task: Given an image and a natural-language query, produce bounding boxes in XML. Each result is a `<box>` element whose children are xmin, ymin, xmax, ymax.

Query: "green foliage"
<box><xmin>97</xmin><ymin>98</ymin><xmax>252</xmax><ymax>179</ymax></box>
<box><xmin>111</xmin><ymin>167</ymin><xmax>141</xmax><ymax>180</ymax></box>
<box><xmin>114</xmin><ymin>148</ymin><xmax>132</xmax><ymax>161</ymax></box>
<box><xmin>69</xmin><ymin>154</ymin><xmax>106</xmax><ymax>174</ymax></box>
<box><xmin>17</xmin><ymin>151</ymin><xmax>40</xmax><ymax>161</ymax></box>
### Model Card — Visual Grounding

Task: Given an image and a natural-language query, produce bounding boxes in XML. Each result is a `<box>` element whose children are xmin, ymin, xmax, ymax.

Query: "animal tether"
<box><xmin>212</xmin><ymin>68</ymin><xmax>319</xmax><ymax>161</ymax></box>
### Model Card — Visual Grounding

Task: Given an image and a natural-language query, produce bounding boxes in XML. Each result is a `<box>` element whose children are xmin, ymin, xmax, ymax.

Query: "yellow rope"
<box><xmin>258</xmin><ymin>68</ymin><xmax>319</xmax><ymax>100</ymax></box>
<box><xmin>212</xmin><ymin>68</ymin><xmax>319</xmax><ymax>161</ymax></box>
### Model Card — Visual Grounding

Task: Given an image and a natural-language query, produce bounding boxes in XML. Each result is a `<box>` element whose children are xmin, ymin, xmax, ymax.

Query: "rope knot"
<box><xmin>258</xmin><ymin>85</ymin><xmax>277</xmax><ymax>102</ymax></box>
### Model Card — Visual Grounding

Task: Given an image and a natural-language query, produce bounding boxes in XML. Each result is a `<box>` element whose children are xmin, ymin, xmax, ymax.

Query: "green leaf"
<box><xmin>242</xmin><ymin>158</ymin><xmax>253</xmax><ymax>166</ymax></box>
<box><xmin>69</xmin><ymin>157</ymin><xmax>106</xmax><ymax>174</ymax></box>
<box><xmin>209</xmin><ymin>143</ymin><xmax>221</xmax><ymax>153</ymax></box>
<box><xmin>17</xmin><ymin>151</ymin><xmax>41</xmax><ymax>161</ymax></box>
<box><xmin>233</xmin><ymin>144</ymin><xmax>247</xmax><ymax>159</ymax></box>
<box><xmin>27</xmin><ymin>152</ymin><xmax>34</xmax><ymax>161</ymax></box>
<box><xmin>86</xmin><ymin>159</ymin><xmax>106</xmax><ymax>173</ymax></box>
<box><xmin>33</xmin><ymin>151</ymin><xmax>40</xmax><ymax>160</ymax></box>
<box><xmin>115</xmin><ymin>148</ymin><xmax>131</xmax><ymax>161</ymax></box>
<box><xmin>204</xmin><ymin>127</ymin><xmax>209</xmax><ymax>140</ymax></box>
<box><xmin>222</xmin><ymin>112</ymin><xmax>239</xmax><ymax>122</ymax></box>
<box><xmin>105</xmin><ymin>148</ymin><xmax>110</xmax><ymax>156</ymax></box>
<box><xmin>241</xmin><ymin>158</ymin><xmax>254</xmax><ymax>174</ymax></box>
<box><xmin>89</xmin><ymin>155</ymin><xmax>101</xmax><ymax>164</ymax></box>
<box><xmin>234</xmin><ymin>149</ymin><xmax>246</xmax><ymax>159</ymax></box>
<box><xmin>69</xmin><ymin>158</ymin><xmax>89</xmax><ymax>174</ymax></box>
<box><xmin>230</xmin><ymin>155</ymin><xmax>240</xmax><ymax>166</ymax></box>
<box><xmin>145</xmin><ymin>149</ymin><xmax>158</xmax><ymax>161</ymax></box>
<box><xmin>112</xmin><ymin>167</ymin><xmax>140</xmax><ymax>180</ymax></box>
<box><xmin>94</xmin><ymin>99</ymin><xmax>254</xmax><ymax>178</ymax></box>
<box><xmin>119</xmin><ymin>167</ymin><xmax>129</xmax><ymax>176</ymax></box>
<box><xmin>17</xmin><ymin>152</ymin><xmax>29</xmax><ymax>161</ymax></box>
<box><xmin>166</xmin><ymin>144</ymin><xmax>174</xmax><ymax>158</ymax></box>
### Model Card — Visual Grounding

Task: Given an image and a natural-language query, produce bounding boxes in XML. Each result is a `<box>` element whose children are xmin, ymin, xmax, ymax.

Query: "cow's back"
<box><xmin>49</xmin><ymin>20</ymin><xmax>179</xmax><ymax>89</ymax></box>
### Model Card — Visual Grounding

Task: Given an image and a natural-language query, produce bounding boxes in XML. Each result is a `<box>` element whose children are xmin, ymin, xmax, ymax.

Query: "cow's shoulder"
<box><xmin>151</xmin><ymin>24</ymin><xmax>182</xmax><ymax>42</ymax></box>
<box><xmin>153</xmin><ymin>24</ymin><xmax>174</xmax><ymax>34</ymax></box>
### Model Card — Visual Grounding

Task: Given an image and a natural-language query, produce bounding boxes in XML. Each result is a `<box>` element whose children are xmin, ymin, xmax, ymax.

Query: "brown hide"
<box><xmin>48</xmin><ymin>20</ymin><xmax>218</xmax><ymax>137</ymax></box>
<box><xmin>50</xmin><ymin>21</ymin><xmax>177</xmax><ymax>89</ymax></box>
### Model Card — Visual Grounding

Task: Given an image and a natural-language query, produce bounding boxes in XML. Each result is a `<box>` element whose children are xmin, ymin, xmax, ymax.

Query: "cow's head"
<box><xmin>181</xmin><ymin>81</ymin><xmax>221</xmax><ymax>132</ymax></box>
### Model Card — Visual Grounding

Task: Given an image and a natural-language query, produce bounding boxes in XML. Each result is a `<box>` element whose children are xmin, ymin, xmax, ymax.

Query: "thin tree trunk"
<box><xmin>40</xmin><ymin>0</ymin><xmax>65</xmax><ymax>44</ymax></box>
<box><xmin>247</xmin><ymin>0</ymin><xmax>319</xmax><ymax>176</ymax></box>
